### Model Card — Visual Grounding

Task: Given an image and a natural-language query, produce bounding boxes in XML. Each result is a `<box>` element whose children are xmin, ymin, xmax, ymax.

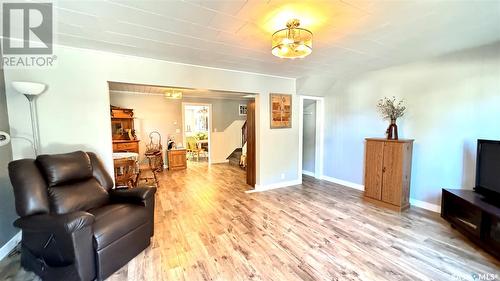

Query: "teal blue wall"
<box><xmin>322</xmin><ymin>42</ymin><xmax>500</xmax><ymax>206</ymax></box>
<box><xmin>0</xmin><ymin>47</ymin><xmax>18</xmax><ymax>249</ymax></box>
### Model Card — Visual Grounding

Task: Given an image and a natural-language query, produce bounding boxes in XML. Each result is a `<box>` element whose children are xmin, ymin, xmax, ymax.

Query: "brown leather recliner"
<box><xmin>8</xmin><ymin>151</ymin><xmax>156</xmax><ymax>281</ymax></box>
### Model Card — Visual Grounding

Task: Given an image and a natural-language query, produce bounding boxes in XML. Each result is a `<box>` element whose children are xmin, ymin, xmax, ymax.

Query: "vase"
<box><xmin>386</xmin><ymin>119</ymin><xmax>398</xmax><ymax>140</ymax></box>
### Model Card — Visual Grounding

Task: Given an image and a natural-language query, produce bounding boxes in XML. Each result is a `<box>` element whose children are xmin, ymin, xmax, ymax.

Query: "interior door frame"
<box><xmin>298</xmin><ymin>95</ymin><xmax>325</xmax><ymax>181</ymax></box>
<box><xmin>181</xmin><ymin>102</ymin><xmax>213</xmax><ymax>165</ymax></box>
<box><xmin>246</xmin><ymin>99</ymin><xmax>256</xmax><ymax>187</ymax></box>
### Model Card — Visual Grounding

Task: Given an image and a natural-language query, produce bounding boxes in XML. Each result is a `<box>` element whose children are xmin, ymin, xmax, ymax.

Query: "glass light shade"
<box><xmin>12</xmin><ymin>81</ymin><xmax>46</xmax><ymax>96</ymax></box>
<box><xmin>272</xmin><ymin>20</ymin><xmax>312</xmax><ymax>59</ymax></box>
<box><xmin>0</xmin><ymin>131</ymin><xmax>11</xmax><ymax>147</ymax></box>
<box><xmin>164</xmin><ymin>90</ymin><xmax>183</xmax><ymax>99</ymax></box>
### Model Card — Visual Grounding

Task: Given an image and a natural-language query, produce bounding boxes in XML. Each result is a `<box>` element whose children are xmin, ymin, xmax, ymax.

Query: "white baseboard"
<box><xmin>320</xmin><ymin>175</ymin><xmax>441</xmax><ymax>213</ymax></box>
<box><xmin>302</xmin><ymin>170</ymin><xmax>315</xmax><ymax>177</ymax></box>
<box><xmin>211</xmin><ymin>160</ymin><xmax>229</xmax><ymax>164</ymax></box>
<box><xmin>409</xmin><ymin>198</ymin><xmax>441</xmax><ymax>213</ymax></box>
<box><xmin>320</xmin><ymin>175</ymin><xmax>365</xmax><ymax>191</ymax></box>
<box><xmin>0</xmin><ymin>231</ymin><xmax>21</xmax><ymax>261</ymax></box>
<box><xmin>246</xmin><ymin>179</ymin><xmax>302</xmax><ymax>193</ymax></box>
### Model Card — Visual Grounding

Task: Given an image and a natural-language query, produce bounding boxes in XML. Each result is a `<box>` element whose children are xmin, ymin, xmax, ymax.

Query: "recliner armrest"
<box><xmin>110</xmin><ymin>187</ymin><xmax>156</xmax><ymax>238</ymax></box>
<box><xmin>14</xmin><ymin>211</ymin><xmax>95</xmax><ymax>234</ymax></box>
<box><xmin>109</xmin><ymin>187</ymin><xmax>156</xmax><ymax>203</ymax></box>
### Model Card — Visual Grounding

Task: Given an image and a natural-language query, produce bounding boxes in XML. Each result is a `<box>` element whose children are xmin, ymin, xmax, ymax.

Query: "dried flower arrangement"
<box><xmin>377</xmin><ymin>96</ymin><xmax>406</xmax><ymax>122</ymax></box>
<box><xmin>377</xmin><ymin>97</ymin><xmax>406</xmax><ymax>140</ymax></box>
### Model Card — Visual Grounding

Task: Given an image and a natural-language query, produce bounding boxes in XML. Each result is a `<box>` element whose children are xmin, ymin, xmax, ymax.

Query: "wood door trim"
<box><xmin>246</xmin><ymin>100</ymin><xmax>256</xmax><ymax>187</ymax></box>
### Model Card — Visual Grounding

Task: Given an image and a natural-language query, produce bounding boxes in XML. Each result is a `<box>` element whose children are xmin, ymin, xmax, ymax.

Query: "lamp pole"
<box><xmin>25</xmin><ymin>95</ymin><xmax>41</xmax><ymax>156</ymax></box>
<box><xmin>12</xmin><ymin>81</ymin><xmax>46</xmax><ymax>157</ymax></box>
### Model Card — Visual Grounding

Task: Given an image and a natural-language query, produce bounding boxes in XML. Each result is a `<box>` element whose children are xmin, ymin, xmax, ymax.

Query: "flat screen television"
<box><xmin>475</xmin><ymin>139</ymin><xmax>500</xmax><ymax>201</ymax></box>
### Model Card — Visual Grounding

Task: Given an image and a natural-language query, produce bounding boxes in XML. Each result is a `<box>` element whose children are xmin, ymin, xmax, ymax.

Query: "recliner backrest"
<box><xmin>9</xmin><ymin>151</ymin><xmax>113</xmax><ymax>216</ymax></box>
<box><xmin>9</xmin><ymin>159</ymin><xmax>50</xmax><ymax>217</ymax></box>
<box><xmin>37</xmin><ymin>151</ymin><xmax>93</xmax><ymax>187</ymax></box>
<box><xmin>36</xmin><ymin>151</ymin><xmax>109</xmax><ymax>214</ymax></box>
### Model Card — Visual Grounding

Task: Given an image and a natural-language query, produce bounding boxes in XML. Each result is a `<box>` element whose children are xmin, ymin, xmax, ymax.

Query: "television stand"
<box><xmin>441</xmin><ymin>189</ymin><xmax>500</xmax><ymax>260</ymax></box>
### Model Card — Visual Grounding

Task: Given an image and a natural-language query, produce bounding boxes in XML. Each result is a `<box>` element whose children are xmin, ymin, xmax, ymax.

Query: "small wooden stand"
<box><xmin>167</xmin><ymin>149</ymin><xmax>187</xmax><ymax>170</ymax></box>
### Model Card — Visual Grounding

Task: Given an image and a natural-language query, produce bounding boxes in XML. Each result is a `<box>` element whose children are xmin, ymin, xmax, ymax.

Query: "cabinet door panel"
<box><xmin>171</xmin><ymin>154</ymin><xmax>183</xmax><ymax>167</ymax></box>
<box><xmin>364</xmin><ymin>141</ymin><xmax>384</xmax><ymax>200</ymax></box>
<box><xmin>168</xmin><ymin>151</ymin><xmax>187</xmax><ymax>170</ymax></box>
<box><xmin>381</xmin><ymin>142</ymin><xmax>403</xmax><ymax>205</ymax></box>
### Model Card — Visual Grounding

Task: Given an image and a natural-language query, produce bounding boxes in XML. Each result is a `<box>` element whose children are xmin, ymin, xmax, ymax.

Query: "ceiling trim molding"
<box><xmin>108</xmin><ymin>81</ymin><xmax>260</xmax><ymax>95</ymax></box>
<box><xmin>50</xmin><ymin>43</ymin><xmax>297</xmax><ymax>81</ymax></box>
<box><xmin>109</xmin><ymin>90</ymin><xmax>252</xmax><ymax>101</ymax></box>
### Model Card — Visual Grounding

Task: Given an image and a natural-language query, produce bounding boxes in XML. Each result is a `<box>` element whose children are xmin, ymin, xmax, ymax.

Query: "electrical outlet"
<box><xmin>280</xmin><ymin>173</ymin><xmax>285</xmax><ymax>180</ymax></box>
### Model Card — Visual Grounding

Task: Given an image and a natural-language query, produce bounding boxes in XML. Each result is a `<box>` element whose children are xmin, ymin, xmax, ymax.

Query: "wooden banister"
<box><xmin>242</xmin><ymin>121</ymin><xmax>247</xmax><ymax>146</ymax></box>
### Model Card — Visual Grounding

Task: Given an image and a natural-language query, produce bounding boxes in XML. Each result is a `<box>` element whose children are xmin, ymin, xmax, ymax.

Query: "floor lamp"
<box><xmin>12</xmin><ymin>81</ymin><xmax>46</xmax><ymax>156</ymax></box>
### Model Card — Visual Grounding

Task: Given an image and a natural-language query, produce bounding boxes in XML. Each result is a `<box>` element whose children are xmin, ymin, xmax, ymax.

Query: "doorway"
<box><xmin>298</xmin><ymin>96</ymin><xmax>324</xmax><ymax>180</ymax></box>
<box><xmin>182</xmin><ymin>103</ymin><xmax>211</xmax><ymax>164</ymax></box>
<box><xmin>246</xmin><ymin>99</ymin><xmax>256</xmax><ymax>187</ymax></box>
<box><xmin>302</xmin><ymin>100</ymin><xmax>317</xmax><ymax>177</ymax></box>
<box><xmin>107</xmin><ymin>81</ymin><xmax>256</xmax><ymax>187</ymax></box>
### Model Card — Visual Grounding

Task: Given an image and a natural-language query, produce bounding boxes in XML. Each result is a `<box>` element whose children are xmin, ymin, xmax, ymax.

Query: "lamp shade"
<box><xmin>272</xmin><ymin>19</ymin><xmax>312</xmax><ymax>59</ymax></box>
<box><xmin>0</xmin><ymin>131</ymin><xmax>11</xmax><ymax>147</ymax></box>
<box><xmin>12</xmin><ymin>81</ymin><xmax>46</xmax><ymax>96</ymax></box>
<box><xmin>164</xmin><ymin>89</ymin><xmax>183</xmax><ymax>99</ymax></box>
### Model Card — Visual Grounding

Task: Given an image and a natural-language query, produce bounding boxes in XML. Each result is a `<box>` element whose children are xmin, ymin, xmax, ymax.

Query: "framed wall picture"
<box><xmin>239</xmin><ymin>104</ymin><xmax>248</xmax><ymax>116</ymax></box>
<box><xmin>270</xmin><ymin>93</ymin><xmax>292</xmax><ymax>129</ymax></box>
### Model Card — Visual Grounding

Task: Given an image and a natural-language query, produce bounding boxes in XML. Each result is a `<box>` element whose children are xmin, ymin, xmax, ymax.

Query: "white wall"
<box><xmin>323</xmin><ymin>42</ymin><xmax>500</xmax><ymax>207</ymax></box>
<box><xmin>211</xmin><ymin>120</ymin><xmax>245</xmax><ymax>163</ymax></box>
<box><xmin>302</xmin><ymin>102</ymin><xmax>316</xmax><ymax>173</ymax></box>
<box><xmin>5</xmin><ymin>46</ymin><xmax>297</xmax><ymax>187</ymax></box>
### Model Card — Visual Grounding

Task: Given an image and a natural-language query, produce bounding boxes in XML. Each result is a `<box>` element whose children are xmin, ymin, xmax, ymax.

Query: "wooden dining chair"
<box><xmin>186</xmin><ymin>136</ymin><xmax>204</xmax><ymax>161</ymax></box>
<box><xmin>113</xmin><ymin>158</ymin><xmax>137</xmax><ymax>188</ymax></box>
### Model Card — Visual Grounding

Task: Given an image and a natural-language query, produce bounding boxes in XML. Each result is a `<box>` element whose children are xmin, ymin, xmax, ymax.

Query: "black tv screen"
<box><xmin>476</xmin><ymin>139</ymin><xmax>500</xmax><ymax>197</ymax></box>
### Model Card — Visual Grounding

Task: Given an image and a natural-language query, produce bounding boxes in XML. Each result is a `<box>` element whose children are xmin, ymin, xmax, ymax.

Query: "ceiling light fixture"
<box><xmin>272</xmin><ymin>19</ymin><xmax>312</xmax><ymax>59</ymax></box>
<box><xmin>164</xmin><ymin>89</ymin><xmax>182</xmax><ymax>99</ymax></box>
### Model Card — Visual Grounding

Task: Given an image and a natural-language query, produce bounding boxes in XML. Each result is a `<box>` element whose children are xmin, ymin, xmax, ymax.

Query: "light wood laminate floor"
<box><xmin>1</xmin><ymin>162</ymin><xmax>498</xmax><ymax>281</ymax></box>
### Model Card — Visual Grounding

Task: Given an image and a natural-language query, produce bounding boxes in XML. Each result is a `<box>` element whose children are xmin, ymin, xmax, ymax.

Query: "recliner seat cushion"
<box><xmin>89</xmin><ymin>204</ymin><xmax>149</xmax><ymax>250</ymax></box>
<box><xmin>49</xmin><ymin>178</ymin><xmax>109</xmax><ymax>214</ymax></box>
<box><xmin>37</xmin><ymin>151</ymin><xmax>93</xmax><ymax>187</ymax></box>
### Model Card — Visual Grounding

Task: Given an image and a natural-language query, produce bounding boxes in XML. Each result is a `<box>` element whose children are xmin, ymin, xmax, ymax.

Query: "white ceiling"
<box><xmin>108</xmin><ymin>81</ymin><xmax>253</xmax><ymax>100</ymax></box>
<box><xmin>44</xmin><ymin>1</ymin><xmax>500</xmax><ymax>78</ymax></box>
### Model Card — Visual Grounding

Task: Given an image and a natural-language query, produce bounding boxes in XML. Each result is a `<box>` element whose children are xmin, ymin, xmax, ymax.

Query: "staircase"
<box><xmin>227</xmin><ymin>148</ymin><xmax>243</xmax><ymax>168</ymax></box>
<box><xmin>225</xmin><ymin>121</ymin><xmax>247</xmax><ymax>169</ymax></box>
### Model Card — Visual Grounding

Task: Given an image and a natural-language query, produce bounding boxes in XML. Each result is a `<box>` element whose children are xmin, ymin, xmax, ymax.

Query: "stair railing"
<box><xmin>242</xmin><ymin>121</ymin><xmax>247</xmax><ymax>146</ymax></box>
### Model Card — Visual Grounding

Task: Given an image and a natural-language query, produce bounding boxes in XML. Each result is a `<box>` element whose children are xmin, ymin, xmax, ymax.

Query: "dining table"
<box><xmin>112</xmin><ymin>152</ymin><xmax>140</xmax><ymax>174</ymax></box>
<box><xmin>196</xmin><ymin>139</ymin><xmax>209</xmax><ymax>151</ymax></box>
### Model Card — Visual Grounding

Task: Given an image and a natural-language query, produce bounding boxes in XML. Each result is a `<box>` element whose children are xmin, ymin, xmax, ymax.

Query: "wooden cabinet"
<box><xmin>364</xmin><ymin>138</ymin><xmax>414</xmax><ymax>211</ymax></box>
<box><xmin>111</xmin><ymin>106</ymin><xmax>140</xmax><ymax>153</ymax></box>
<box><xmin>113</xmin><ymin>140</ymin><xmax>140</xmax><ymax>153</ymax></box>
<box><xmin>167</xmin><ymin>149</ymin><xmax>187</xmax><ymax>170</ymax></box>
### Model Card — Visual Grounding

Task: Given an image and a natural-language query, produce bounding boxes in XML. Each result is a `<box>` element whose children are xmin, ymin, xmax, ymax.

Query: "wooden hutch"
<box><xmin>111</xmin><ymin>106</ymin><xmax>140</xmax><ymax>153</ymax></box>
